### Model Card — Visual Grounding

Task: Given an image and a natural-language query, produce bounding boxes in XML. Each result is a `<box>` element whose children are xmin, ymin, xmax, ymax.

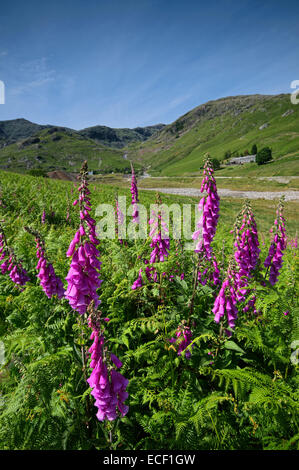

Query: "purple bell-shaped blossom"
<box><xmin>87</xmin><ymin>314</ymin><xmax>129</xmax><ymax>422</ymax></box>
<box><xmin>130</xmin><ymin>163</ymin><xmax>139</xmax><ymax>223</ymax></box>
<box><xmin>148</xmin><ymin>202</ymin><xmax>170</xmax><ymax>264</ymax></box>
<box><xmin>33</xmin><ymin>233</ymin><xmax>65</xmax><ymax>299</ymax></box>
<box><xmin>8</xmin><ymin>258</ymin><xmax>30</xmax><ymax>286</ymax></box>
<box><xmin>192</xmin><ymin>155</ymin><xmax>219</xmax><ymax>260</ymax></box>
<box><xmin>131</xmin><ymin>195</ymin><xmax>170</xmax><ymax>289</ymax></box>
<box><xmin>192</xmin><ymin>155</ymin><xmax>220</xmax><ymax>287</ymax></box>
<box><xmin>264</xmin><ymin>197</ymin><xmax>287</xmax><ymax>286</ymax></box>
<box><xmin>65</xmin><ymin>161</ymin><xmax>102</xmax><ymax>314</ymax></box>
<box><xmin>41</xmin><ymin>209</ymin><xmax>46</xmax><ymax>224</ymax></box>
<box><xmin>213</xmin><ymin>265</ymin><xmax>238</xmax><ymax>335</ymax></box>
<box><xmin>131</xmin><ymin>268</ymin><xmax>143</xmax><ymax>290</ymax></box>
<box><xmin>0</xmin><ymin>225</ymin><xmax>29</xmax><ymax>286</ymax></box>
<box><xmin>233</xmin><ymin>200</ymin><xmax>260</xmax><ymax>302</ymax></box>
<box><xmin>169</xmin><ymin>322</ymin><xmax>193</xmax><ymax>359</ymax></box>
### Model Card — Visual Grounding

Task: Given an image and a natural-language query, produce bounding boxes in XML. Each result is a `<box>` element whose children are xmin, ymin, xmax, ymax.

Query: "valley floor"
<box><xmin>141</xmin><ymin>187</ymin><xmax>299</xmax><ymax>201</ymax></box>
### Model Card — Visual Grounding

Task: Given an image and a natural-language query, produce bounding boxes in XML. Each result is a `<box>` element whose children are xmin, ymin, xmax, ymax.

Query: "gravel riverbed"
<box><xmin>141</xmin><ymin>187</ymin><xmax>299</xmax><ymax>201</ymax></box>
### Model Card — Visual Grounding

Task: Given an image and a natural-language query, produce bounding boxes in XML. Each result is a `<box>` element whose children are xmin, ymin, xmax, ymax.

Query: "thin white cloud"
<box><xmin>10</xmin><ymin>57</ymin><xmax>56</xmax><ymax>96</ymax></box>
<box><xmin>11</xmin><ymin>77</ymin><xmax>55</xmax><ymax>96</ymax></box>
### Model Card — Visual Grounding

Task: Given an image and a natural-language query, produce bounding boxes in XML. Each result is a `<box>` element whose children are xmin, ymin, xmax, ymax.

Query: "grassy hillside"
<box><xmin>0</xmin><ymin>127</ymin><xmax>137</xmax><ymax>174</ymax></box>
<box><xmin>0</xmin><ymin>169</ymin><xmax>298</xmax><ymax>235</ymax></box>
<box><xmin>128</xmin><ymin>94</ymin><xmax>299</xmax><ymax>176</ymax></box>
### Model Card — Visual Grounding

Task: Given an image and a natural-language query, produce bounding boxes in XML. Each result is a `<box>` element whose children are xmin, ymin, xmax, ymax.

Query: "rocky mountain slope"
<box><xmin>127</xmin><ymin>94</ymin><xmax>299</xmax><ymax>176</ymax></box>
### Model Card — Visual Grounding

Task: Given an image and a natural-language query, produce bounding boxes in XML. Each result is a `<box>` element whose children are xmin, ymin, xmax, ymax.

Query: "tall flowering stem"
<box><xmin>197</xmin><ymin>254</ymin><xmax>220</xmax><ymax>287</ymax></box>
<box><xmin>192</xmin><ymin>155</ymin><xmax>220</xmax><ymax>293</ymax></box>
<box><xmin>131</xmin><ymin>194</ymin><xmax>170</xmax><ymax>289</ymax></box>
<box><xmin>41</xmin><ymin>209</ymin><xmax>46</xmax><ymax>224</ymax></box>
<box><xmin>232</xmin><ymin>200</ymin><xmax>260</xmax><ymax>302</ymax></box>
<box><xmin>169</xmin><ymin>239</ymin><xmax>185</xmax><ymax>282</ymax></box>
<box><xmin>264</xmin><ymin>197</ymin><xmax>287</xmax><ymax>286</ymax></box>
<box><xmin>0</xmin><ymin>224</ymin><xmax>29</xmax><ymax>286</ymax></box>
<box><xmin>213</xmin><ymin>262</ymin><xmax>238</xmax><ymax>336</ymax></box>
<box><xmin>65</xmin><ymin>161</ymin><xmax>102</xmax><ymax>314</ymax></box>
<box><xmin>8</xmin><ymin>256</ymin><xmax>30</xmax><ymax>286</ymax></box>
<box><xmin>87</xmin><ymin>306</ymin><xmax>129</xmax><ymax>422</ymax></box>
<box><xmin>192</xmin><ymin>154</ymin><xmax>220</xmax><ymax>259</ymax></box>
<box><xmin>148</xmin><ymin>194</ymin><xmax>170</xmax><ymax>265</ymax></box>
<box><xmin>288</xmin><ymin>234</ymin><xmax>297</xmax><ymax>250</ymax></box>
<box><xmin>0</xmin><ymin>225</ymin><xmax>10</xmax><ymax>274</ymax></box>
<box><xmin>130</xmin><ymin>163</ymin><xmax>139</xmax><ymax>223</ymax></box>
<box><xmin>24</xmin><ymin>227</ymin><xmax>65</xmax><ymax>299</ymax></box>
<box><xmin>169</xmin><ymin>320</ymin><xmax>193</xmax><ymax>359</ymax></box>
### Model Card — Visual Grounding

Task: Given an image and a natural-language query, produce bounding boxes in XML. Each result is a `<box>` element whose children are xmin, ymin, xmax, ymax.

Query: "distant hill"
<box><xmin>127</xmin><ymin>94</ymin><xmax>299</xmax><ymax>176</ymax></box>
<box><xmin>78</xmin><ymin>124</ymin><xmax>165</xmax><ymax>148</ymax></box>
<box><xmin>0</xmin><ymin>127</ymin><xmax>138</xmax><ymax>174</ymax></box>
<box><xmin>0</xmin><ymin>118</ymin><xmax>165</xmax><ymax>149</ymax></box>
<box><xmin>0</xmin><ymin>118</ymin><xmax>164</xmax><ymax>174</ymax></box>
<box><xmin>0</xmin><ymin>118</ymin><xmax>51</xmax><ymax>146</ymax></box>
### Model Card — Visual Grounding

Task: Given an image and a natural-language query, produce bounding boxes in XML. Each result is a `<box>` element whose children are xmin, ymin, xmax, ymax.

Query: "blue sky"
<box><xmin>0</xmin><ymin>0</ymin><xmax>298</xmax><ymax>129</ymax></box>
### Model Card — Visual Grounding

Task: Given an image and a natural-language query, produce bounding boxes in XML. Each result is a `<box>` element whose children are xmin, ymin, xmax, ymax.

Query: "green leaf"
<box><xmin>224</xmin><ymin>340</ymin><xmax>245</xmax><ymax>354</ymax></box>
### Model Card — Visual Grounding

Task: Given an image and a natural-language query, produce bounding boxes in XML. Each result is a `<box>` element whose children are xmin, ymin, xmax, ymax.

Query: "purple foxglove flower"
<box><xmin>213</xmin><ymin>266</ymin><xmax>238</xmax><ymax>334</ymax></box>
<box><xmin>130</xmin><ymin>163</ymin><xmax>139</xmax><ymax>223</ymax></box>
<box><xmin>169</xmin><ymin>323</ymin><xmax>193</xmax><ymax>359</ymax></box>
<box><xmin>87</xmin><ymin>316</ymin><xmax>129</xmax><ymax>422</ymax></box>
<box><xmin>65</xmin><ymin>162</ymin><xmax>102</xmax><ymax>314</ymax></box>
<box><xmin>192</xmin><ymin>156</ymin><xmax>219</xmax><ymax>260</ymax></box>
<box><xmin>192</xmin><ymin>156</ymin><xmax>221</xmax><ymax>287</ymax></box>
<box><xmin>232</xmin><ymin>200</ymin><xmax>260</xmax><ymax>308</ymax></box>
<box><xmin>148</xmin><ymin>204</ymin><xmax>170</xmax><ymax>265</ymax></box>
<box><xmin>264</xmin><ymin>198</ymin><xmax>287</xmax><ymax>286</ymax></box>
<box><xmin>34</xmin><ymin>236</ymin><xmax>65</xmax><ymax>299</ymax></box>
<box><xmin>131</xmin><ymin>268</ymin><xmax>143</xmax><ymax>290</ymax></box>
<box><xmin>110</xmin><ymin>354</ymin><xmax>123</xmax><ymax>369</ymax></box>
<box><xmin>0</xmin><ymin>226</ymin><xmax>29</xmax><ymax>286</ymax></box>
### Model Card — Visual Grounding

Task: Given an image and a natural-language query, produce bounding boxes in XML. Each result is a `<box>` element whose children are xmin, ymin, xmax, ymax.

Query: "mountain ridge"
<box><xmin>0</xmin><ymin>93</ymin><xmax>298</xmax><ymax>176</ymax></box>
<box><xmin>0</xmin><ymin>118</ymin><xmax>165</xmax><ymax>149</ymax></box>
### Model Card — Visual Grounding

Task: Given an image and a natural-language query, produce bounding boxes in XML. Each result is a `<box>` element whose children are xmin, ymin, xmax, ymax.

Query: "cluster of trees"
<box><xmin>224</xmin><ymin>144</ymin><xmax>258</xmax><ymax>160</ymax></box>
<box><xmin>27</xmin><ymin>169</ymin><xmax>48</xmax><ymax>178</ymax></box>
<box><xmin>256</xmin><ymin>147</ymin><xmax>272</xmax><ymax>165</ymax></box>
<box><xmin>211</xmin><ymin>158</ymin><xmax>220</xmax><ymax>170</ymax></box>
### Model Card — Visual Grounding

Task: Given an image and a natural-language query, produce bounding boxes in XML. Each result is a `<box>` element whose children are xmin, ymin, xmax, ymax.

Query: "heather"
<box><xmin>0</xmin><ymin>167</ymin><xmax>298</xmax><ymax>451</ymax></box>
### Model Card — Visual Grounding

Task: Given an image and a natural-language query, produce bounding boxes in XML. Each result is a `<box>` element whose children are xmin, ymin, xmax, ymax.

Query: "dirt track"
<box><xmin>142</xmin><ymin>187</ymin><xmax>299</xmax><ymax>201</ymax></box>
